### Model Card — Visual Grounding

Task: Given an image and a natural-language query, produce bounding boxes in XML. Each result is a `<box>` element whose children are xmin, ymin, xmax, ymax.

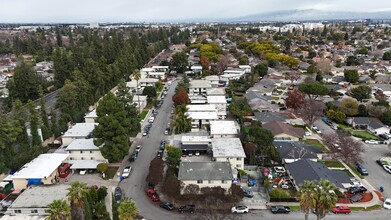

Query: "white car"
<box><xmin>365</xmin><ymin>140</ymin><xmax>378</xmax><ymax>144</ymax></box>
<box><xmin>79</xmin><ymin>169</ymin><xmax>87</xmax><ymax>175</ymax></box>
<box><xmin>121</xmin><ymin>166</ymin><xmax>132</xmax><ymax>178</ymax></box>
<box><xmin>383</xmin><ymin>165</ymin><xmax>391</xmax><ymax>174</ymax></box>
<box><xmin>135</xmin><ymin>145</ymin><xmax>142</xmax><ymax>153</ymax></box>
<box><xmin>148</xmin><ymin>117</ymin><xmax>155</xmax><ymax>123</ymax></box>
<box><xmin>305</xmin><ymin>131</ymin><xmax>312</xmax><ymax>136</ymax></box>
<box><xmin>231</xmin><ymin>205</ymin><xmax>249</xmax><ymax>214</ymax></box>
<box><xmin>384</xmin><ymin>198</ymin><xmax>391</xmax><ymax>209</ymax></box>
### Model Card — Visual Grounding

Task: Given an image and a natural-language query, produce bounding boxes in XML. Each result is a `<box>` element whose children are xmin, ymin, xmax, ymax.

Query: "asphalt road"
<box><xmin>119</xmin><ymin>78</ymin><xmax>186</xmax><ymax>220</ymax></box>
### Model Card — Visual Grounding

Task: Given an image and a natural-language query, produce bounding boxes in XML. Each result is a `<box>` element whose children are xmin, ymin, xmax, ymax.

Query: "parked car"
<box><xmin>379</xmin><ymin>133</ymin><xmax>390</xmax><ymax>140</ymax></box>
<box><xmin>121</xmin><ymin>166</ymin><xmax>132</xmax><ymax>178</ymax></box>
<box><xmin>376</xmin><ymin>159</ymin><xmax>386</xmax><ymax>166</ymax></box>
<box><xmin>348</xmin><ymin>186</ymin><xmax>367</xmax><ymax>194</ymax></box>
<box><xmin>129</xmin><ymin>152</ymin><xmax>138</xmax><ymax>162</ymax></box>
<box><xmin>305</xmin><ymin>131</ymin><xmax>312</xmax><ymax>136</ymax></box>
<box><xmin>149</xmin><ymin>117</ymin><xmax>155</xmax><ymax>123</ymax></box>
<box><xmin>79</xmin><ymin>169</ymin><xmax>87</xmax><ymax>175</ymax></box>
<box><xmin>145</xmin><ymin>189</ymin><xmax>160</xmax><ymax>202</ymax></box>
<box><xmin>356</xmin><ymin>163</ymin><xmax>369</xmax><ymax>176</ymax></box>
<box><xmin>114</xmin><ymin>187</ymin><xmax>122</xmax><ymax>203</ymax></box>
<box><xmin>383</xmin><ymin>165</ymin><xmax>391</xmax><ymax>173</ymax></box>
<box><xmin>365</xmin><ymin>140</ymin><xmax>378</xmax><ymax>144</ymax></box>
<box><xmin>157</xmin><ymin>150</ymin><xmax>163</xmax><ymax>158</ymax></box>
<box><xmin>349</xmin><ymin>193</ymin><xmax>363</xmax><ymax>203</ymax></box>
<box><xmin>135</xmin><ymin>145</ymin><xmax>142</xmax><ymax>153</ymax></box>
<box><xmin>160</xmin><ymin>202</ymin><xmax>174</xmax><ymax>211</ymax></box>
<box><xmin>231</xmin><ymin>205</ymin><xmax>249</xmax><ymax>214</ymax></box>
<box><xmin>178</xmin><ymin>205</ymin><xmax>195</xmax><ymax>213</ymax></box>
<box><xmin>271</xmin><ymin>206</ymin><xmax>291</xmax><ymax>214</ymax></box>
<box><xmin>332</xmin><ymin>206</ymin><xmax>351</xmax><ymax>214</ymax></box>
<box><xmin>243</xmin><ymin>189</ymin><xmax>253</xmax><ymax>198</ymax></box>
<box><xmin>383</xmin><ymin>198</ymin><xmax>391</xmax><ymax>209</ymax></box>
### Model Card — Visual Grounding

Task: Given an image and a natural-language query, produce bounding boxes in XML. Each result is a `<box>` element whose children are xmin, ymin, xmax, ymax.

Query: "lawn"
<box><xmin>338</xmin><ymin>124</ymin><xmax>379</xmax><ymax>140</ymax></box>
<box><xmin>323</xmin><ymin>160</ymin><xmax>345</xmax><ymax>168</ymax></box>
<box><xmin>350</xmin><ymin>205</ymin><xmax>382</xmax><ymax>211</ymax></box>
<box><xmin>288</xmin><ymin>206</ymin><xmax>301</xmax><ymax>211</ymax></box>
<box><xmin>138</xmin><ymin>110</ymin><xmax>148</xmax><ymax>120</ymax></box>
<box><xmin>303</xmin><ymin>139</ymin><xmax>328</xmax><ymax>152</ymax></box>
<box><xmin>347</xmin><ymin>164</ymin><xmax>364</xmax><ymax>179</ymax></box>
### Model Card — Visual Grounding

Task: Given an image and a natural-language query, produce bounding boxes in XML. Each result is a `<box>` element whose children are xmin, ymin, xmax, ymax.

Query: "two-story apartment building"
<box><xmin>189</xmin><ymin>80</ymin><xmax>212</xmax><ymax>97</ymax></box>
<box><xmin>65</xmin><ymin>139</ymin><xmax>108</xmax><ymax>170</ymax></box>
<box><xmin>207</xmin><ymin>96</ymin><xmax>227</xmax><ymax>119</ymax></box>
<box><xmin>186</xmin><ymin>111</ymin><xmax>219</xmax><ymax>130</ymax></box>
<box><xmin>212</xmin><ymin>138</ymin><xmax>246</xmax><ymax>170</ymax></box>
<box><xmin>210</xmin><ymin>121</ymin><xmax>238</xmax><ymax>138</ymax></box>
<box><xmin>62</xmin><ymin>123</ymin><xmax>98</xmax><ymax>146</ymax></box>
<box><xmin>178</xmin><ymin>162</ymin><xmax>232</xmax><ymax>194</ymax></box>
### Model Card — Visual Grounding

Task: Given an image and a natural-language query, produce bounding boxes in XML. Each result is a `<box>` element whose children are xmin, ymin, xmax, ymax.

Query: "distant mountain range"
<box><xmin>230</xmin><ymin>9</ymin><xmax>391</xmax><ymax>22</ymax></box>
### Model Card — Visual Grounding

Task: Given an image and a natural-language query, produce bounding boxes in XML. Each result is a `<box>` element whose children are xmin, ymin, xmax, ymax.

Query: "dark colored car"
<box><xmin>348</xmin><ymin>186</ymin><xmax>367</xmax><ymax>194</ymax></box>
<box><xmin>179</xmin><ymin>205</ymin><xmax>195</xmax><ymax>213</ymax></box>
<box><xmin>355</xmin><ymin>163</ymin><xmax>369</xmax><ymax>176</ymax></box>
<box><xmin>376</xmin><ymin>159</ymin><xmax>386</xmax><ymax>166</ymax></box>
<box><xmin>379</xmin><ymin>133</ymin><xmax>389</xmax><ymax>140</ymax></box>
<box><xmin>243</xmin><ymin>189</ymin><xmax>253</xmax><ymax>198</ymax></box>
<box><xmin>271</xmin><ymin>206</ymin><xmax>290</xmax><ymax>214</ymax></box>
<box><xmin>129</xmin><ymin>152</ymin><xmax>138</xmax><ymax>162</ymax></box>
<box><xmin>332</xmin><ymin>206</ymin><xmax>351</xmax><ymax>214</ymax></box>
<box><xmin>349</xmin><ymin>193</ymin><xmax>363</xmax><ymax>202</ymax></box>
<box><xmin>114</xmin><ymin>187</ymin><xmax>122</xmax><ymax>203</ymax></box>
<box><xmin>160</xmin><ymin>202</ymin><xmax>174</xmax><ymax>211</ymax></box>
<box><xmin>157</xmin><ymin>150</ymin><xmax>163</xmax><ymax>158</ymax></box>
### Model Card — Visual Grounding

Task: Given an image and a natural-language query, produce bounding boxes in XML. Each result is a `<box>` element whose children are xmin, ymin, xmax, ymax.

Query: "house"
<box><xmin>249</xmin><ymin>98</ymin><xmax>280</xmax><ymax>112</ymax></box>
<box><xmin>140</xmin><ymin>67</ymin><xmax>167</xmax><ymax>79</ymax></box>
<box><xmin>65</xmin><ymin>139</ymin><xmax>108</xmax><ymax>170</ymax></box>
<box><xmin>263</xmin><ymin>121</ymin><xmax>305</xmax><ymax>141</ymax></box>
<box><xmin>5</xmin><ymin>185</ymin><xmax>69</xmax><ymax>216</ymax></box>
<box><xmin>286</xmin><ymin>159</ymin><xmax>352</xmax><ymax>191</ymax></box>
<box><xmin>191</xmin><ymin>65</ymin><xmax>203</xmax><ymax>74</ymax></box>
<box><xmin>272</xmin><ymin>141</ymin><xmax>323</xmax><ymax>163</ymax></box>
<box><xmin>207</xmin><ymin>87</ymin><xmax>226</xmax><ymax>96</ymax></box>
<box><xmin>347</xmin><ymin>117</ymin><xmax>389</xmax><ymax>135</ymax></box>
<box><xmin>189</xmin><ymin>80</ymin><xmax>212</xmax><ymax>97</ymax></box>
<box><xmin>207</xmin><ymin>96</ymin><xmax>227</xmax><ymax>119</ymax></box>
<box><xmin>84</xmin><ymin>109</ymin><xmax>97</xmax><ymax>123</ymax></box>
<box><xmin>186</xmin><ymin>111</ymin><xmax>218</xmax><ymax>130</ymax></box>
<box><xmin>132</xmin><ymin>95</ymin><xmax>148</xmax><ymax>113</ymax></box>
<box><xmin>205</xmin><ymin>75</ymin><xmax>220</xmax><ymax>88</ymax></box>
<box><xmin>11</xmin><ymin>154</ymin><xmax>70</xmax><ymax>190</ymax></box>
<box><xmin>181</xmin><ymin>136</ymin><xmax>211</xmax><ymax>154</ymax></box>
<box><xmin>220</xmin><ymin>68</ymin><xmax>246</xmax><ymax>82</ymax></box>
<box><xmin>62</xmin><ymin>123</ymin><xmax>97</xmax><ymax>146</ymax></box>
<box><xmin>178</xmin><ymin>162</ymin><xmax>233</xmax><ymax>194</ymax></box>
<box><xmin>212</xmin><ymin>138</ymin><xmax>246</xmax><ymax>169</ymax></box>
<box><xmin>139</xmin><ymin>78</ymin><xmax>159</xmax><ymax>88</ymax></box>
<box><xmin>238</xmin><ymin>65</ymin><xmax>252</xmax><ymax>73</ymax></box>
<box><xmin>210</xmin><ymin>121</ymin><xmax>238</xmax><ymax>138</ymax></box>
<box><xmin>254</xmin><ymin>112</ymin><xmax>290</xmax><ymax>124</ymax></box>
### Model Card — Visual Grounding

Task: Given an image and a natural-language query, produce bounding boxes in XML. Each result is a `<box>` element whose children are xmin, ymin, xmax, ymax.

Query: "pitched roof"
<box><xmin>351</xmin><ymin>117</ymin><xmax>385</xmax><ymax>130</ymax></box>
<box><xmin>272</xmin><ymin>141</ymin><xmax>322</xmax><ymax>160</ymax></box>
<box><xmin>178</xmin><ymin>162</ymin><xmax>232</xmax><ymax>181</ymax></box>
<box><xmin>286</xmin><ymin>159</ymin><xmax>351</xmax><ymax>188</ymax></box>
<box><xmin>254</xmin><ymin>112</ymin><xmax>290</xmax><ymax>124</ymax></box>
<box><xmin>263</xmin><ymin>121</ymin><xmax>304</xmax><ymax>138</ymax></box>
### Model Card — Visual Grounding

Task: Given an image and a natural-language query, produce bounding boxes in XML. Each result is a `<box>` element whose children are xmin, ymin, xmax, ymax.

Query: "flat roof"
<box><xmin>207</xmin><ymin>96</ymin><xmax>227</xmax><ymax>104</ymax></box>
<box><xmin>178</xmin><ymin>162</ymin><xmax>232</xmax><ymax>181</ymax></box>
<box><xmin>186</xmin><ymin>111</ymin><xmax>219</xmax><ymax>120</ymax></box>
<box><xmin>189</xmin><ymin>80</ymin><xmax>212</xmax><ymax>88</ymax></box>
<box><xmin>152</xmin><ymin>65</ymin><xmax>169</xmax><ymax>69</ymax></box>
<box><xmin>212</xmin><ymin>138</ymin><xmax>245</xmax><ymax>158</ymax></box>
<box><xmin>69</xmin><ymin>160</ymin><xmax>101</xmax><ymax>169</ymax></box>
<box><xmin>187</xmin><ymin>104</ymin><xmax>216</xmax><ymax>112</ymax></box>
<box><xmin>63</xmin><ymin>123</ymin><xmax>97</xmax><ymax>138</ymax></box>
<box><xmin>9</xmin><ymin>185</ymin><xmax>69</xmax><ymax>208</ymax></box>
<box><xmin>181</xmin><ymin>136</ymin><xmax>211</xmax><ymax>143</ymax></box>
<box><xmin>210</xmin><ymin>121</ymin><xmax>238</xmax><ymax>135</ymax></box>
<box><xmin>140</xmin><ymin>78</ymin><xmax>159</xmax><ymax>83</ymax></box>
<box><xmin>65</xmin><ymin>139</ymin><xmax>99</xmax><ymax>151</ymax></box>
<box><xmin>207</xmin><ymin>88</ymin><xmax>226</xmax><ymax>96</ymax></box>
<box><xmin>223</xmin><ymin>69</ymin><xmax>246</xmax><ymax>74</ymax></box>
<box><xmin>85</xmin><ymin>109</ymin><xmax>97</xmax><ymax>118</ymax></box>
<box><xmin>12</xmin><ymin>153</ymin><xmax>69</xmax><ymax>179</ymax></box>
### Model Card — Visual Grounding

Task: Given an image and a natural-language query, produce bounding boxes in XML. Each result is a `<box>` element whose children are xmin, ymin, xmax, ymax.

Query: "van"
<box><xmin>356</xmin><ymin>163</ymin><xmax>368</xmax><ymax>176</ymax></box>
<box><xmin>149</xmin><ymin>117</ymin><xmax>155</xmax><ymax>123</ymax></box>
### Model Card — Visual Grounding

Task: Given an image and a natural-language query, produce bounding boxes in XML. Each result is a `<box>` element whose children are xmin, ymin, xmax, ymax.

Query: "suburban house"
<box><xmin>65</xmin><ymin>139</ymin><xmax>108</xmax><ymax>171</ymax></box>
<box><xmin>254</xmin><ymin>112</ymin><xmax>290</xmax><ymax>124</ymax></box>
<box><xmin>207</xmin><ymin>96</ymin><xmax>227</xmax><ymax>119</ymax></box>
<box><xmin>286</xmin><ymin>159</ymin><xmax>352</xmax><ymax>191</ymax></box>
<box><xmin>5</xmin><ymin>185</ymin><xmax>69</xmax><ymax>216</ymax></box>
<box><xmin>190</xmin><ymin>65</ymin><xmax>203</xmax><ymax>74</ymax></box>
<box><xmin>84</xmin><ymin>109</ymin><xmax>97</xmax><ymax>123</ymax></box>
<box><xmin>189</xmin><ymin>80</ymin><xmax>212</xmax><ymax>97</ymax></box>
<box><xmin>186</xmin><ymin>111</ymin><xmax>219</xmax><ymax>130</ymax></box>
<box><xmin>263</xmin><ymin>121</ymin><xmax>305</xmax><ymax>141</ymax></box>
<box><xmin>139</xmin><ymin>78</ymin><xmax>159</xmax><ymax>88</ymax></box>
<box><xmin>209</xmin><ymin>121</ymin><xmax>238</xmax><ymax>138</ymax></box>
<box><xmin>220</xmin><ymin>68</ymin><xmax>246</xmax><ymax>82</ymax></box>
<box><xmin>181</xmin><ymin>136</ymin><xmax>211</xmax><ymax>154</ymax></box>
<box><xmin>11</xmin><ymin>153</ymin><xmax>70</xmax><ymax>190</ymax></box>
<box><xmin>346</xmin><ymin>117</ymin><xmax>389</xmax><ymax>135</ymax></box>
<box><xmin>212</xmin><ymin>138</ymin><xmax>246</xmax><ymax>169</ymax></box>
<box><xmin>272</xmin><ymin>141</ymin><xmax>323</xmax><ymax>164</ymax></box>
<box><xmin>132</xmin><ymin>95</ymin><xmax>148</xmax><ymax>113</ymax></box>
<box><xmin>248</xmin><ymin>97</ymin><xmax>280</xmax><ymax>112</ymax></box>
<box><xmin>238</xmin><ymin>65</ymin><xmax>252</xmax><ymax>73</ymax></box>
<box><xmin>140</xmin><ymin>67</ymin><xmax>166</xmax><ymax>79</ymax></box>
<box><xmin>178</xmin><ymin>162</ymin><xmax>233</xmax><ymax>194</ymax></box>
<box><xmin>61</xmin><ymin>123</ymin><xmax>98</xmax><ymax>146</ymax></box>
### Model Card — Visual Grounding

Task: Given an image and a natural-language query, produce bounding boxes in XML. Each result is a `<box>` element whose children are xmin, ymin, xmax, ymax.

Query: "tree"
<box><xmin>146</xmin><ymin>157</ymin><xmax>164</xmax><ymax>186</ymax></box>
<box><xmin>346</xmin><ymin>55</ymin><xmax>360</xmax><ymax>66</ymax></box>
<box><xmin>142</xmin><ymin>86</ymin><xmax>157</xmax><ymax>99</ymax></box>
<box><xmin>299</xmin><ymin>83</ymin><xmax>329</xmax><ymax>100</ymax></box>
<box><xmin>351</xmin><ymin>85</ymin><xmax>371</xmax><ymax>102</ymax></box>
<box><xmin>67</xmin><ymin>182</ymin><xmax>88</xmax><ymax>220</ymax></box>
<box><xmin>96</xmin><ymin>163</ymin><xmax>108</xmax><ymax>174</ymax></box>
<box><xmin>172</xmin><ymin>87</ymin><xmax>189</xmax><ymax>106</ymax></box>
<box><xmin>216</xmin><ymin>54</ymin><xmax>230</xmax><ymax>74</ymax></box>
<box><xmin>173</xmin><ymin>109</ymin><xmax>191</xmax><ymax>134</ymax></box>
<box><xmin>245</xmin><ymin>125</ymin><xmax>280</xmax><ymax>162</ymax></box>
<box><xmin>285</xmin><ymin>89</ymin><xmax>305</xmax><ymax>113</ymax></box>
<box><xmin>383</xmin><ymin>51</ymin><xmax>391</xmax><ymax>61</ymax></box>
<box><xmin>323</xmin><ymin>132</ymin><xmax>364</xmax><ymax>164</ymax></box>
<box><xmin>313</xmin><ymin>180</ymin><xmax>338</xmax><ymax>220</ymax></box>
<box><xmin>367</xmin><ymin>104</ymin><xmax>388</xmax><ymax>117</ymax></box>
<box><xmin>380</xmin><ymin>111</ymin><xmax>391</xmax><ymax>126</ymax></box>
<box><xmin>228</xmin><ymin>97</ymin><xmax>252</xmax><ymax>121</ymax></box>
<box><xmin>118</xmin><ymin>199</ymin><xmax>138</xmax><ymax>220</ymax></box>
<box><xmin>28</xmin><ymin>99</ymin><xmax>41</xmax><ymax>146</ymax></box>
<box><xmin>45</xmin><ymin>200</ymin><xmax>71</xmax><ymax>220</ymax></box>
<box><xmin>358</xmin><ymin>104</ymin><xmax>368</xmax><ymax>117</ymax></box>
<box><xmin>170</xmin><ymin>52</ymin><xmax>188</xmax><ymax>73</ymax></box>
<box><xmin>316</xmin><ymin>58</ymin><xmax>331</xmax><ymax>74</ymax></box>
<box><xmin>315</xmin><ymin>73</ymin><xmax>323</xmax><ymax>82</ymax></box>
<box><xmin>94</xmin><ymin>92</ymin><xmax>131</xmax><ymax>162</ymax></box>
<box><xmin>340</xmin><ymin>98</ymin><xmax>359</xmax><ymax>116</ymax></box>
<box><xmin>200</xmin><ymin>56</ymin><xmax>211</xmax><ymax>70</ymax></box>
<box><xmin>297</xmin><ymin>181</ymin><xmax>315</xmax><ymax>220</ymax></box>
<box><xmin>165</xmin><ymin>146</ymin><xmax>182</xmax><ymax>170</ymax></box>
<box><xmin>183</xmin><ymin>184</ymin><xmax>200</xmax><ymax>195</ymax></box>
<box><xmin>299</xmin><ymin>99</ymin><xmax>324</xmax><ymax>125</ymax></box>
<box><xmin>307</xmin><ymin>64</ymin><xmax>320</xmax><ymax>74</ymax></box>
<box><xmin>133</xmin><ymin>69</ymin><xmax>141</xmax><ymax>114</ymax></box>
<box><xmin>326</xmin><ymin>109</ymin><xmax>346</xmax><ymax>124</ymax></box>
<box><xmin>253</xmin><ymin>63</ymin><xmax>268</xmax><ymax>77</ymax></box>
<box><xmin>161</xmin><ymin>176</ymin><xmax>181</xmax><ymax>200</ymax></box>
<box><xmin>344</xmin><ymin>69</ymin><xmax>359</xmax><ymax>83</ymax></box>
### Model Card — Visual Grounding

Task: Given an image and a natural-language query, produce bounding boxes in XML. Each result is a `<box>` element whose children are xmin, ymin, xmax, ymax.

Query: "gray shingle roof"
<box><xmin>263</xmin><ymin>121</ymin><xmax>305</xmax><ymax>138</ymax></box>
<box><xmin>272</xmin><ymin>141</ymin><xmax>322</xmax><ymax>160</ymax></box>
<box><xmin>178</xmin><ymin>162</ymin><xmax>232</xmax><ymax>181</ymax></box>
<box><xmin>254</xmin><ymin>112</ymin><xmax>290</xmax><ymax>124</ymax></box>
<box><xmin>352</xmin><ymin>117</ymin><xmax>385</xmax><ymax>130</ymax></box>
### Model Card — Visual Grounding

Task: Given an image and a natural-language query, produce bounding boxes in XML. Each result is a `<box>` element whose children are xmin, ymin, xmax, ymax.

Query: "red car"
<box><xmin>145</xmin><ymin>189</ymin><xmax>160</xmax><ymax>202</ymax></box>
<box><xmin>332</xmin><ymin>206</ymin><xmax>351</xmax><ymax>214</ymax></box>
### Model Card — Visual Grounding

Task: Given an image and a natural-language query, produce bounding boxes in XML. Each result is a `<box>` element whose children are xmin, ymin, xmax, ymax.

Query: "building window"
<box><xmin>90</xmin><ymin>151</ymin><xmax>93</xmax><ymax>153</ymax></box>
<box><xmin>208</xmin><ymin>180</ymin><xmax>214</xmax><ymax>184</ymax></box>
<box><xmin>236</xmin><ymin>164</ymin><xmax>241</xmax><ymax>168</ymax></box>
<box><xmin>14</xmin><ymin>210</ymin><xmax>21</xmax><ymax>213</ymax></box>
<box><xmin>90</xmin><ymin>157</ymin><xmax>94</xmax><ymax>160</ymax></box>
<box><xmin>236</xmin><ymin>158</ymin><xmax>241</xmax><ymax>161</ymax></box>
<box><xmin>80</xmin><ymin>151</ymin><xmax>83</xmax><ymax>154</ymax></box>
<box><xmin>31</xmin><ymin>210</ymin><xmax>38</xmax><ymax>213</ymax></box>
<box><xmin>81</xmin><ymin>157</ymin><xmax>84</xmax><ymax>160</ymax></box>
<box><xmin>69</xmin><ymin>157</ymin><xmax>73</xmax><ymax>160</ymax></box>
<box><xmin>222</xmin><ymin>180</ymin><xmax>226</xmax><ymax>184</ymax></box>
<box><xmin>197</xmin><ymin>180</ymin><xmax>203</xmax><ymax>184</ymax></box>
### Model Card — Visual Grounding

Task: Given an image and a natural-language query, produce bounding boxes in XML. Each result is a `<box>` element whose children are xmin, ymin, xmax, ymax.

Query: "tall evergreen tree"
<box><xmin>28</xmin><ymin>100</ymin><xmax>41</xmax><ymax>146</ymax></box>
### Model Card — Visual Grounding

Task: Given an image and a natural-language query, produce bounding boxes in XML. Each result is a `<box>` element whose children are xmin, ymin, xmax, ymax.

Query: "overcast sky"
<box><xmin>1</xmin><ymin>0</ymin><xmax>391</xmax><ymax>23</ymax></box>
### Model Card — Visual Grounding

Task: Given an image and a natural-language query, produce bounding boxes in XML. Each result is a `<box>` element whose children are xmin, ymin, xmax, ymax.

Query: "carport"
<box><xmin>69</xmin><ymin>160</ymin><xmax>101</xmax><ymax>171</ymax></box>
<box><xmin>181</xmin><ymin>144</ymin><xmax>209</xmax><ymax>155</ymax></box>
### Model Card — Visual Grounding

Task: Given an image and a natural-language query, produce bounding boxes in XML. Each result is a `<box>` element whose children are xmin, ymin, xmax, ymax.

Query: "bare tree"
<box><xmin>323</xmin><ymin>131</ymin><xmax>364</xmax><ymax>164</ymax></box>
<box><xmin>298</xmin><ymin>99</ymin><xmax>325</xmax><ymax>125</ymax></box>
<box><xmin>367</xmin><ymin>104</ymin><xmax>387</xmax><ymax>117</ymax></box>
<box><xmin>216</xmin><ymin>55</ymin><xmax>230</xmax><ymax>74</ymax></box>
<box><xmin>288</xmin><ymin>147</ymin><xmax>308</xmax><ymax>160</ymax></box>
<box><xmin>189</xmin><ymin>196</ymin><xmax>241</xmax><ymax>220</ymax></box>
<box><xmin>183</xmin><ymin>184</ymin><xmax>200</xmax><ymax>195</ymax></box>
<box><xmin>317</xmin><ymin>58</ymin><xmax>332</xmax><ymax>74</ymax></box>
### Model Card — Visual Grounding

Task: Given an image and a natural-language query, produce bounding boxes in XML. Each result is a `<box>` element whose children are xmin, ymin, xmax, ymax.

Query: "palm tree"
<box><xmin>118</xmin><ymin>199</ymin><xmax>138</xmax><ymax>220</ymax></box>
<box><xmin>133</xmin><ymin>69</ymin><xmax>141</xmax><ymax>114</ymax></box>
<box><xmin>45</xmin><ymin>200</ymin><xmax>71</xmax><ymax>220</ymax></box>
<box><xmin>67</xmin><ymin>182</ymin><xmax>88</xmax><ymax>219</ymax></box>
<box><xmin>175</xmin><ymin>104</ymin><xmax>188</xmax><ymax>115</ymax></box>
<box><xmin>297</xmin><ymin>181</ymin><xmax>315</xmax><ymax>220</ymax></box>
<box><xmin>313</xmin><ymin>179</ymin><xmax>338</xmax><ymax>220</ymax></box>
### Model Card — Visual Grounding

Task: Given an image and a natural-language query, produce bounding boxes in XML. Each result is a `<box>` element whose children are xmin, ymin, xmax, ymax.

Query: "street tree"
<box><xmin>28</xmin><ymin>99</ymin><xmax>41</xmax><ymax>146</ymax></box>
<box><xmin>165</xmin><ymin>146</ymin><xmax>182</xmax><ymax>170</ymax></box>
<box><xmin>285</xmin><ymin>89</ymin><xmax>305</xmax><ymax>113</ymax></box>
<box><xmin>297</xmin><ymin>181</ymin><xmax>316</xmax><ymax>220</ymax></box>
<box><xmin>142</xmin><ymin>86</ymin><xmax>157</xmax><ymax>99</ymax></box>
<box><xmin>299</xmin><ymin>99</ymin><xmax>324</xmax><ymax>125</ymax></box>
<box><xmin>94</xmin><ymin>92</ymin><xmax>131</xmax><ymax>162</ymax></box>
<box><xmin>67</xmin><ymin>182</ymin><xmax>88</xmax><ymax>220</ymax></box>
<box><xmin>340</xmin><ymin>98</ymin><xmax>359</xmax><ymax>116</ymax></box>
<box><xmin>326</xmin><ymin>110</ymin><xmax>346</xmax><ymax>124</ymax></box>
<box><xmin>200</xmin><ymin>56</ymin><xmax>211</xmax><ymax>70</ymax></box>
<box><xmin>118</xmin><ymin>199</ymin><xmax>138</xmax><ymax>220</ymax></box>
<box><xmin>351</xmin><ymin>85</ymin><xmax>371</xmax><ymax>102</ymax></box>
<box><xmin>172</xmin><ymin>87</ymin><xmax>189</xmax><ymax>106</ymax></box>
<box><xmin>45</xmin><ymin>199</ymin><xmax>71</xmax><ymax>220</ymax></box>
<box><xmin>146</xmin><ymin>157</ymin><xmax>164</xmax><ymax>186</ymax></box>
<box><xmin>344</xmin><ymin>69</ymin><xmax>359</xmax><ymax>83</ymax></box>
<box><xmin>323</xmin><ymin>132</ymin><xmax>364</xmax><ymax>164</ymax></box>
<box><xmin>313</xmin><ymin>180</ymin><xmax>338</xmax><ymax>220</ymax></box>
<box><xmin>170</xmin><ymin>52</ymin><xmax>188</xmax><ymax>73</ymax></box>
<box><xmin>316</xmin><ymin>58</ymin><xmax>331</xmax><ymax>74</ymax></box>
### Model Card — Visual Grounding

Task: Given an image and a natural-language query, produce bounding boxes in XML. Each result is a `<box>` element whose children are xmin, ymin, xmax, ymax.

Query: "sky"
<box><xmin>0</xmin><ymin>0</ymin><xmax>391</xmax><ymax>23</ymax></box>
